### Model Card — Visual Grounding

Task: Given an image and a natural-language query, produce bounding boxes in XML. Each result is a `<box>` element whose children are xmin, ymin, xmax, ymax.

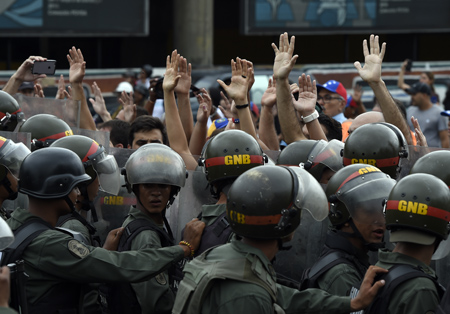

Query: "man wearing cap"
<box><xmin>406</xmin><ymin>82</ymin><xmax>449</xmax><ymax>148</ymax></box>
<box><xmin>17</xmin><ymin>82</ymin><xmax>34</xmax><ymax>97</ymax></box>
<box><xmin>317</xmin><ymin>80</ymin><xmax>348</xmax><ymax>123</ymax></box>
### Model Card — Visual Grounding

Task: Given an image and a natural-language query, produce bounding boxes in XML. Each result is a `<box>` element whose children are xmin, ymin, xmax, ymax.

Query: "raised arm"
<box><xmin>189</xmin><ymin>89</ymin><xmax>212</xmax><ymax>156</ymax></box>
<box><xmin>272</xmin><ymin>32</ymin><xmax>306</xmax><ymax>144</ymax></box>
<box><xmin>354</xmin><ymin>35</ymin><xmax>413</xmax><ymax>145</ymax></box>
<box><xmin>397</xmin><ymin>59</ymin><xmax>411</xmax><ymax>90</ymax></box>
<box><xmin>89</xmin><ymin>81</ymin><xmax>112</xmax><ymax>123</ymax></box>
<box><xmin>174</xmin><ymin>57</ymin><xmax>194</xmax><ymax>143</ymax></box>
<box><xmin>163</xmin><ymin>50</ymin><xmax>197</xmax><ymax>170</ymax></box>
<box><xmin>2</xmin><ymin>56</ymin><xmax>47</xmax><ymax>95</ymax></box>
<box><xmin>67</xmin><ymin>47</ymin><xmax>96</xmax><ymax>131</ymax></box>
<box><xmin>259</xmin><ymin>76</ymin><xmax>280</xmax><ymax>150</ymax></box>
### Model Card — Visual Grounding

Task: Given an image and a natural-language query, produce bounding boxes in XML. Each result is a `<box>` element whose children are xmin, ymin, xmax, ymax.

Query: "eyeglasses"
<box><xmin>317</xmin><ymin>95</ymin><xmax>344</xmax><ymax>102</ymax></box>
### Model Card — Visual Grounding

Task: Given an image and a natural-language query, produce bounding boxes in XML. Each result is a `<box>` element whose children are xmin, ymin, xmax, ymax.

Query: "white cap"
<box><xmin>115</xmin><ymin>81</ymin><xmax>133</xmax><ymax>93</ymax></box>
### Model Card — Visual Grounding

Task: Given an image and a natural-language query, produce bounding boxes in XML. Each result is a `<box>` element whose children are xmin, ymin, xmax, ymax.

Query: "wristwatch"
<box><xmin>235</xmin><ymin>104</ymin><xmax>249</xmax><ymax>109</ymax></box>
<box><xmin>301</xmin><ymin>110</ymin><xmax>319</xmax><ymax>123</ymax></box>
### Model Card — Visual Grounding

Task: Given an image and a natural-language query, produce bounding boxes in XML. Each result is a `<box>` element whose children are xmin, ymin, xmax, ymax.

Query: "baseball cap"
<box><xmin>346</xmin><ymin>95</ymin><xmax>357</xmax><ymax>108</ymax></box>
<box><xmin>18</xmin><ymin>82</ymin><xmax>34</xmax><ymax>91</ymax></box>
<box><xmin>250</xmin><ymin>102</ymin><xmax>260</xmax><ymax>118</ymax></box>
<box><xmin>389</xmin><ymin>229</ymin><xmax>436</xmax><ymax>245</ymax></box>
<box><xmin>317</xmin><ymin>80</ymin><xmax>347</xmax><ymax>101</ymax></box>
<box><xmin>207</xmin><ymin>118</ymin><xmax>229</xmax><ymax>138</ymax></box>
<box><xmin>405</xmin><ymin>82</ymin><xmax>431</xmax><ymax>95</ymax></box>
<box><xmin>441</xmin><ymin>110</ymin><xmax>450</xmax><ymax>117</ymax></box>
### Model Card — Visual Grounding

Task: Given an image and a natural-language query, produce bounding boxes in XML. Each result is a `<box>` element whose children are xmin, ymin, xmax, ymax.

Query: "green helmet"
<box><xmin>199</xmin><ymin>130</ymin><xmax>265</xmax><ymax>185</ymax></box>
<box><xmin>50</xmin><ymin>135</ymin><xmax>120</xmax><ymax>196</ymax></box>
<box><xmin>0</xmin><ymin>91</ymin><xmax>25</xmax><ymax>132</ymax></box>
<box><xmin>124</xmin><ymin>143</ymin><xmax>186</xmax><ymax>204</ymax></box>
<box><xmin>410</xmin><ymin>150</ymin><xmax>450</xmax><ymax>187</ymax></box>
<box><xmin>226</xmin><ymin>165</ymin><xmax>328</xmax><ymax>240</ymax></box>
<box><xmin>385</xmin><ymin>173</ymin><xmax>450</xmax><ymax>245</ymax></box>
<box><xmin>343</xmin><ymin>123</ymin><xmax>408</xmax><ymax>178</ymax></box>
<box><xmin>326</xmin><ymin>163</ymin><xmax>396</xmax><ymax>227</ymax></box>
<box><xmin>19</xmin><ymin>147</ymin><xmax>91</xmax><ymax>199</ymax></box>
<box><xmin>18</xmin><ymin>114</ymin><xmax>73</xmax><ymax>151</ymax></box>
<box><xmin>277</xmin><ymin>139</ymin><xmax>344</xmax><ymax>182</ymax></box>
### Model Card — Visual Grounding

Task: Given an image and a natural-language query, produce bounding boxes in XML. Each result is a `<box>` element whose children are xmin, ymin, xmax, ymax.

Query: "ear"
<box><xmin>115</xmin><ymin>143</ymin><xmax>124</xmax><ymax>148</ymax></box>
<box><xmin>127</xmin><ymin>144</ymin><xmax>131</xmax><ymax>149</ymax></box>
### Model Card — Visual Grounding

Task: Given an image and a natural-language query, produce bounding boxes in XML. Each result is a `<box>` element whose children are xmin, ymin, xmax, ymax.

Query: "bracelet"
<box><xmin>235</xmin><ymin>104</ymin><xmax>249</xmax><ymax>109</ymax></box>
<box><xmin>233</xmin><ymin>118</ymin><xmax>240</xmax><ymax>124</ymax></box>
<box><xmin>301</xmin><ymin>110</ymin><xmax>319</xmax><ymax>123</ymax></box>
<box><xmin>179</xmin><ymin>240</ymin><xmax>195</xmax><ymax>257</ymax></box>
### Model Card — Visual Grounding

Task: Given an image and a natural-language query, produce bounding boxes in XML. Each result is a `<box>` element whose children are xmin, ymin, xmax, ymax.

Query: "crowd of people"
<box><xmin>0</xmin><ymin>31</ymin><xmax>449</xmax><ymax>314</ymax></box>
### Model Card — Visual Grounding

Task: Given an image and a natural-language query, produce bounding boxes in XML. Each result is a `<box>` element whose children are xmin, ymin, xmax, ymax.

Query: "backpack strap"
<box><xmin>362</xmin><ymin>264</ymin><xmax>445</xmax><ymax>314</ymax></box>
<box><xmin>300</xmin><ymin>250</ymin><xmax>364</xmax><ymax>290</ymax></box>
<box><xmin>1</xmin><ymin>218</ymin><xmax>52</xmax><ymax>266</ymax></box>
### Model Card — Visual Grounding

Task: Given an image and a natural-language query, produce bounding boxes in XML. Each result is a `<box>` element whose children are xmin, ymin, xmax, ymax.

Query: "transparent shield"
<box><xmin>92</xmin><ymin>152</ymin><xmax>121</xmax><ymax>196</ymax></box>
<box><xmin>316</xmin><ymin>139</ymin><xmax>344</xmax><ymax>173</ymax></box>
<box><xmin>397</xmin><ymin>145</ymin><xmax>440</xmax><ymax>180</ymax></box>
<box><xmin>14</xmin><ymin>94</ymin><xmax>80</xmax><ymax>128</ymax></box>
<box><xmin>0</xmin><ymin>131</ymin><xmax>31</xmax><ymax>150</ymax></box>
<box><xmin>433</xmin><ymin>238</ymin><xmax>450</xmax><ymax>260</ymax></box>
<box><xmin>72</xmin><ymin>127</ymin><xmax>111</xmax><ymax>154</ymax></box>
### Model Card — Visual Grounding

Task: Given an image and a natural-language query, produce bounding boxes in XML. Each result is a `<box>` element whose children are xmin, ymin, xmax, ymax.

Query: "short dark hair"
<box><xmin>99</xmin><ymin>119</ymin><xmax>130</xmax><ymax>147</ymax></box>
<box><xmin>136</xmin><ymin>106</ymin><xmax>149</xmax><ymax>117</ymax></box>
<box><xmin>318</xmin><ymin>114</ymin><xmax>342</xmax><ymax>141</ymax></box>
<box><xmin>128</xmin><ymin>115</ymin><xmax>168</xmax><ymax>146</ymax></box>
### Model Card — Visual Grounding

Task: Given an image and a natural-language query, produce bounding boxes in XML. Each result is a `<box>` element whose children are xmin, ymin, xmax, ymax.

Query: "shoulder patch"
<box><xmin>155</xmin><ymin>272</ymin><xmax>167</xmax><ymax>285</ymax></box>
<box><xmin>68</xmin><ymin>239</ymin><xmax>90</xmax><ymax>258</ymax></box>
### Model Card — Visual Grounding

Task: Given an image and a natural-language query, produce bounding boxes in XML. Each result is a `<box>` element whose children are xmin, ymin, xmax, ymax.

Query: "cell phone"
<box><xmin>32</xmin><ymin>60</ymin><xmax>56</xmax><ymax>75</ymax></box>
<box><xmin>405</xmin><ymin>59</ymin><xmax>413</xmax><ymax>72</ymax></box>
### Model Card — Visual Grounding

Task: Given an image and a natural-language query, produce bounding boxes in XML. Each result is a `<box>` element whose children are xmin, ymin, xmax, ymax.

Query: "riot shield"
<box><xmin>71</xmin><ymin>127</ymin><xmax>111</xmax><ymax>154</ymax></box>
<box><xmin>93</xmin><ymin>147</ymin><xmax>136</xmax><ymax>243</ymax></box>
<box><xmin>13</xmin><ymin>94</ymin><xmax>80</xmax><ymax>128</ymax></box>
<box><xmin>0</xmin><ymin>132</ymin><xmax>32</xmax><ymax>214</ymax></box>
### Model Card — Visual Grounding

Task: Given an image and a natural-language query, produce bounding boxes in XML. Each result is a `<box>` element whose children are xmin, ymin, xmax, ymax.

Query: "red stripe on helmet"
<box><xmin>386</xmin><ymin>200</ymin><xmax>450</xmax><ymax>222</ymax></box>
<box><xmin>205</xmin><ymin>155</ymin><xmax>264</xmax><ymax>168</ymax></box>
<box><xmin>82</xmin><ymin>141</ymin><xmax>100</xmax><ymax>162</ymax></box>
<box><xmin>231</xmin><ymin>213</ymin><xmax>282</xmax><ymax>225</ymax></box>
<box><xmin>0</xmin><ymin>108</ymin><xmax>22</xmax><ymax>119</ymax></box>
<box><xmin>343</xmin><ymin>157</ymin><xmax>399</xmax><ymax>168</ymax></box>
<box><xmin>38</xmin><ymin>129</ymin><xmax>73</xmax><ymax>142</ymax></box>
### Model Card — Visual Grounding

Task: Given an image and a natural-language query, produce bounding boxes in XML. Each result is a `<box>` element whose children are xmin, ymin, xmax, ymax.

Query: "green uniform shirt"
<box><xmin>60</xmin><ymin>216</ymin><xmax>91</xmax><ymax>244</ymax></box>
<box><xmin>122</xmin><ymin>206</ymin><xmax>174</xmax><ymax>314</ymax></box>
<box><xmin>0</xmin><ymin>308</ymin><xmax>17</xmax><ymax>314</ymax></box>
<box><xmin>376</xmin><ymin>249</ymin><xmax>440</xmax><ymax>314</ymax></box>
<box><xmin>201</xmin><ymin>203</ymin><xmax>227</xmax><ymax>226</ymax></box>
<box><xmin>199</xmin><ymin>241</ymin><xmax>352</xmax><ymax>314</ymax></box>
<box><xmin>7</xmin><ymin>208</ymin><xmax>184</xmax><ymax>312</ymax></box>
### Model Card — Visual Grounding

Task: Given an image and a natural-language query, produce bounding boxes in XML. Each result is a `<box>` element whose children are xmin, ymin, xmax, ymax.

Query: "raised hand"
<box><xmin>243</xmin><ymin>59</ymin><xmax>255</xmax><ymax>92</ymax></box>
<box><xmin>354</xmin><ymin>34</ymin><xmax>386</xmax><ymax>84</ymax></box>
<box><xmin>261</xmin><ymin>76</ymin><xmax>277</xmax><ymax>108</ymax></box>
<box><xmin>34</xmin><ymin>83</ymin><xmax>45</xmax><ymax>98</ymax></box>
<box><xmin>14</xmin><ymin>56</ymin><xmax>47</xmax><ymax>82</ymax></box>
<box><xmin>89</xmin><ymin>82</ymin><xmax>107</xmax><ymax>115</ymax></box>
<box><xmin>67</xmin><ymin>46</ymin><xmax>86</xmax><ymax>84</ymax></box>
<box><xmin>217</xmin><ymin>57</ymin><xmax>251</xmax><ymax>104</ymax></box>
<box><xmin>55</xmin><ymin>74</ymin><xmax>67</xmax><ymax>99</ymax></box>
<box><xmin>163</xmin><ymin>50</ymin><xmax>181</xmax><ymax>92</ymax></box>
<box><xmin>174</xmin><ymin>56</ymin><xmax>192</xmax><ymax>95</ymax></box>
<box><xmin>196</xmin><ymin>89</ymin><xmax>212</xmax><ymax>124</ymax></box>
<box><xmin>411</xmin><ymin>116</ymin><xmax>428</xmax><ymax>147</ymax></box>
<box><xmin>293</xmin><ymin>73</ymin><xmax>317</xmax><ymax>116</ymax></box>
<box><xmin>119</xmin><ymin>91</ymin><xmax>137</xmax><ymax>123</ymax></box>
<box><xmin>272</xmin><ymin>32</ymin><xmax>298</xmax><ymax>80</ymax></box>
<box><xmin>218</xmin><ymin>91</ymin><xmax>237</xmax><ymax>119</ymax></box>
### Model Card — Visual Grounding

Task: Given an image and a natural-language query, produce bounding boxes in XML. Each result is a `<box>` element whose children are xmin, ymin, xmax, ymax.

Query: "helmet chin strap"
<box><xmin>336</xmin><ymin>219</ymin><xmax>385</xmax><ymax>252</ymax></box>
<box><xmin>64</xmin><ymin>195</ymin><xmax>97</xmax><ymax>235</ymax></box>
<box><xmin>77</xmin><ymin>184</ymin><xmax>98</xmax><ymax>222</ymax></box>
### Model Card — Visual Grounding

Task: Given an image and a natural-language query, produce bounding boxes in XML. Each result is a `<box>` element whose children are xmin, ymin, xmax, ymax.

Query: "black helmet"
<box><xmin>385</xmin><ymin>173</ymin><xmax>450</xmax><ymax>245</ymax></box>
<box><xmin>343</xmin><ymin>123</ymin><xmax>408</xmax><ymax>178</ymax></box>
<box><xmin>18</xmin><ymin>147</ymin><xmax>90</xmax><ymax>199</ymax></box>
<box><xmin>326</xmin><ymin>163</ymin><xmax>396</xmax><ymax>227</ymax></box>
<box><xmin>410</xmin><ymin>150</ymin><xmax>450</xmax><ymax>186</ymax></box>
<box><xmin>0</xmin><ymin>136</ymin><xmax>31</xmax><ymax>200</ymax></box>
<box><xmin>0</xmin><ymin>91</ymin><xmax>25</xmax><ymax>132</ymax></box>
<box><xmin>199</xmin><ymin>130</ymin><xmax>265</xmax><ymax>185</ymax></box>
<box><xmin>50</xmin><ymin>135</ymin><xmax>120</xmax><ymax>195</ymax></box>
<box><xmin>277</xmin><ymin>139</ymin><xmax>343</xmax><ymax>182</ymax></box>
<box><xmin>18</xmin><ymin>114</ymin><xmax>73</xmax><ymax>151</ymax></box>
<box><xmin>226</xmin><ymin>165</ymin><xmax>328</xmax><ymax>240</ymax></box>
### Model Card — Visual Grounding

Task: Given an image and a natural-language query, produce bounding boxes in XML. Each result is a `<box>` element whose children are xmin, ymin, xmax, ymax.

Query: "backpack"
<box><xmin>99</xmin><ymin>218</ymin><xmax>184</xmax><ymax>314</ymax></box>
<box><xmin>172</xmin><ymin>246</ymin><xmax>284</xmax><ymax>314</ymax></box>
<box><xmin>194</xmin><ymin>211</ymin><xmax>233</xmax><ymax>257</ymax></box>
<box><xmin>350</xmin><ymin>264</ymin><xmax>446</xmax><ymax>314</ymax></box>
<box><xmin>299</xmin><ymin>250</ymin><xmax>366</xmax><ymax>291</ymax></box>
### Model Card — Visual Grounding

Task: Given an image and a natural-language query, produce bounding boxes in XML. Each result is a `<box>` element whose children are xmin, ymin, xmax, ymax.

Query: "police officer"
<box><xmin>18</xmin><ymin>113</ymin><xmax>73</xmax><ymax>151</ymax></box>
<box><xmin>0</xmin><ymin>137</ymin><xmax>30</xmax><ymax>220</ymax></box>
<box><xmin>118</xmin><ymin>143</ymin><xmax>187</xmax><ymax>313</ymax></box>
<box><xmin>4</xmin><ymin>147</ymin><xmax>204</xmax><ymax>313</ymax></box>
<box><xmin>50</xmin><ymin>135</ymin><xmax>121</xmax><ymax>245</ymax></box>
<box><xmin>0</xmin><ymin>91</ymin><xmax>24</xmax><ymax>132</ymax></box>
<box><xmin>193</xmin><ymin>129</ymin><xmax>265</xmax><ymax>255</ymax></box>
<box><xmin>343</xmin><ymin>122</ymin><xmax>408</xmax><ymax>179</ymax></box>
<box><xmin>300</xmin><ymin>164</ymin><xmax>395</xmax><ymax>295</ymax></box>
<box><xmin>173</xmin><ymin>165</ymin><xmax>387</xmax><ymax>314</ymax></box>
<box><xmin>367</xmin><ymin>173</ymin><xmax>450</xmax><ymax>313</ymax></box>
<box><xmin>276</xmin><ymin>139</ymin><xmax>344</xmax><ymax>184</ymax></box>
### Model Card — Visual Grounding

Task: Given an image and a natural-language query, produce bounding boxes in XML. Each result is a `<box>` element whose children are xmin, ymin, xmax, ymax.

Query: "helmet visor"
<box><xmin>432</xmin><ymin>238</ymin><xmax>450</xmax><ymax>260</ymax></box>
<box><xmin>1</xmin><ymin>141</ymin><xmax>31</xmax><ymax>178</ymax></box>
<box><xmin>315</xmin><ymin>140</ymin><xmax>344</xmax><ymax>173</ymax></box>
<box><xmin>89</xmin><ymin>151</ymin><xmax>121</xmax><ymax>195</ymax></box>
<box><xmin>337</xmin><ymin>178</ymin><xmax>396</xmax><ymax>225</ymax></box>
<box><xmin>290</xmin><ymin>167</ymin><xmax>329</xmax><ymax>221</ymax></box>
